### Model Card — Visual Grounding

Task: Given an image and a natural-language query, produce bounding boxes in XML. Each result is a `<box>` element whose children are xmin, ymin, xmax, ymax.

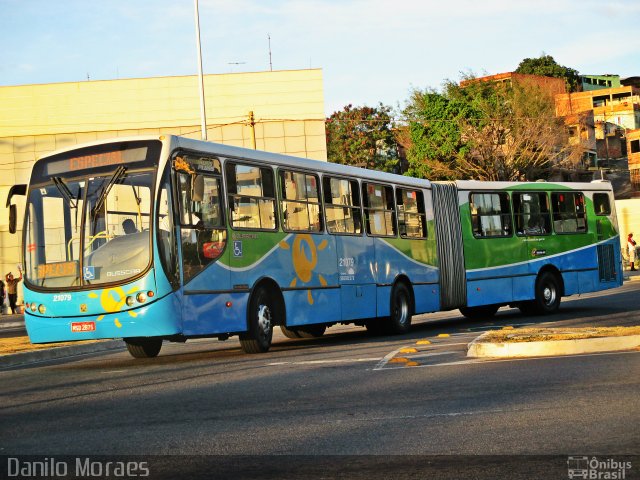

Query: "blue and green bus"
<box><xmin>7</xmin><ymin>135</ymin><xmax>623</xmax><ymax>358</ymax></box>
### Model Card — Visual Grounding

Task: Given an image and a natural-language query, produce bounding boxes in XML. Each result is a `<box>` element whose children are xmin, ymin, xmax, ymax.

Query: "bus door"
<box><xmin>174</xmin><ymin>156</ymin><xmax>231</xmax><ymax>335</ymax></box>
<box><xmin>324</xmin><ymin>177</ymin><xmax>377</xmax><ymax>321</ymax></box>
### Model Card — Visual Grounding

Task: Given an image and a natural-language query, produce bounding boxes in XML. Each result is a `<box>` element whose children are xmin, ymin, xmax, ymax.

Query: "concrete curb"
<box><xmin>467</xmin><ymin>333</ymin><xmax>640</xmax><ymax>358</ymax></box>
<box><xmin>0</xmin><ymin>340</ymin><xmax>125</xmax><ymax>368</ymax></box>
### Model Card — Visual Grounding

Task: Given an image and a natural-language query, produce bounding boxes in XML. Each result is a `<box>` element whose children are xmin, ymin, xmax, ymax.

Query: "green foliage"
<box><xmin>402</xmin><ymin>85</ymin><xmax>478</xmax><ymax>180</ymax></box>
<box><xmin>403</xmin><ymin>75</ymin><xmax>580</xmax><ymax>181</ymax></box>
<box><xmin>325</xmin><ymin>104</ymin><xmax>399</xmax><ymax>173</ymax></box>
<box><xmin>515</xmin><ymin>54</ymin><xmax>580</xmax><ymax>92</ymax></box>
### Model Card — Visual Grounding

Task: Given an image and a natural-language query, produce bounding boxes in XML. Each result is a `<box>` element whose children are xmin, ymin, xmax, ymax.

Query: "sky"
<box><xmin>1</xmin><ymin>0</ymin><xmax>639</xmax><ymax>116</ymax></box>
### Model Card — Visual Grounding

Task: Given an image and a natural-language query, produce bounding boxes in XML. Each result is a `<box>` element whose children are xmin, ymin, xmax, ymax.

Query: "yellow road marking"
<box><xmin>399</xmin><ymin>347</ymin><xmax>418</xmax><ymax>353</ymax></box>
<box><xmin>389</xmin><ymin>357</ymin><xmax>409</xmax><ymax>364</ymax></box>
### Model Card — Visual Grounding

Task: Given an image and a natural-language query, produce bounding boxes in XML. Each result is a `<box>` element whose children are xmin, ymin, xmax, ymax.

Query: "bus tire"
<box><xmin>240</xmin><ymin>287</ymin><xmax>274</xmax><ymax>354</ymax></box>
<box><xmin>388</xmin><ymin>283</ymin><xmax>412</xmax><ymax>334</ymax></box>
<box><xmin>125</xmin><ymin>337</ymin><xmax>162</xmax><ymax>358</ymax></box>
<box><xmin>459</xmin><ymin>305</ymin><xmax>499</xmax><ymax>319</ymax></box>
<box><xmin>280</xmin><ymin>325</ymin><xmax>302</xmax><ymax>339</ymax></box>
<box><xmin>297</xmin><ymin>324</ymin><xmax>327</xmax><ymax>338</ymax></box>
<box><xmin>521</xmin><ymin>271</ymin><xmax>562</xmax><ymax>315</ymax></box>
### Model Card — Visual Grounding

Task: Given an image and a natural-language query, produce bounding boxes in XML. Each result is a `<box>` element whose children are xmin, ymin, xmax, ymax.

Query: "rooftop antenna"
<box><xmin>268</xmin><ymin>34</ymin><xmax>273</xmax><ymax>71</ymax></box>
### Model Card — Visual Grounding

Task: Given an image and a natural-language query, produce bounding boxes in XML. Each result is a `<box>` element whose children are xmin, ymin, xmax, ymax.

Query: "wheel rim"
<box><xmin>394</xmin><ymin>292</ymin><xmax>409</xmax><ymax>326</ymax></box>
<box><xmin>543</xmin><ymin>285</ymin><xmax>556</xmax><ymax>306</ymax></box>
<box><xmin>257</xmin><ymin>303</ymin><xmax>272</xmax><ymax>340</ymax></box>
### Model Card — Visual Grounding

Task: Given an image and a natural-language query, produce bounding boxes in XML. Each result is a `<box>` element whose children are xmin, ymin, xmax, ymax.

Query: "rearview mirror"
<box><xmin>9</xmin><ymin>204</ymin><xmax>17</xmax><ymax>234</ymax></box>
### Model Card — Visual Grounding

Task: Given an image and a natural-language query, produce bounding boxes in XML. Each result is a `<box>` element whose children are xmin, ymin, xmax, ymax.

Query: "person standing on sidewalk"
<box><xmin>5</xmin><ymin>265</ymin><xmax>22</xmax><ymax>314</ymax></box>
<box><xmin>0</xmin><ymin>278</ymin><xmax>5</xmax><ymax>314</ymax></box>
<box><xmin>628</xmin><ymin>233</ymin><xmax>637</xmax><ymax>271</ymax></box>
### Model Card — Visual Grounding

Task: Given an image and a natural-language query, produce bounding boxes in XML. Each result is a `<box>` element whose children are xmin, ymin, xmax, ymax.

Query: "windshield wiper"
<box><xmin>52</xmin><ymin>177</ymin><xmax>77</xmax><ymax>208</ymax></box>
<box><xmin>91</xmin><ymin>166</ymin><xmax>127</xmax><ymax>219</ymax></box>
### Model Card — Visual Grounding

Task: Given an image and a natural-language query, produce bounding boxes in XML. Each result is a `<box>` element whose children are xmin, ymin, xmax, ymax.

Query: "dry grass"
<box><xmin>479</xmin><ymin>326</ymin><xmax>640</xmax><ymax>343</ymax></box>
<box><xmin>0</xmin><ymin>336</ymin><xmax>99</xmax><ymax>355</ymax></box>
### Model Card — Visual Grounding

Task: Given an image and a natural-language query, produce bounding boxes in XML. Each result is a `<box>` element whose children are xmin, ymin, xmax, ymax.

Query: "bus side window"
<box><xmin>323</xmin><ymin>176</ymin><xmax>362</xmax><ymax>235</ymax></box>
<box><xmin>513</xmin><ymin>192</ymin><xmax>551</xmax><ymax>236</ymax></box>
<box><xmin>551</xmin><ymin>192</ymin><xmax>587</xmax><ymax>234</ymax></box>
<box><xmin>470</xmin><ymin>192</ymin><xmax>512</xmax><ymax>238</ymax></box>
<box><xmin>593</xmin><ymin>193</ymin><xmax>611</xmax><ymax>216</ymax></box>
<box><xmin>279</xmin><ymin>169</ymin><xmax>323</xmax><ymax>232</ymax></box>
<box><xmin>363</xmin><ymin>183</ymin><xmax>396</xmax><ymax>237</ymax></box>
<box><xmin>396</xmin><ymin>188</ymin><xmax>427</xmax><ymax>238</ymax></box>
<box><xmin>226</xmin><ymin>162</ymin><xmax>277</xmax><ymax>230</ymax></box>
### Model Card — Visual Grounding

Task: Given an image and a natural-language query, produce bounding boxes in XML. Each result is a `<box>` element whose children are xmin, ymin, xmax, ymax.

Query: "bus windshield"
<box><xmin>24</xmin><ymin>141</ymin><xmax>160</xmax><ymax>289</ymax></box>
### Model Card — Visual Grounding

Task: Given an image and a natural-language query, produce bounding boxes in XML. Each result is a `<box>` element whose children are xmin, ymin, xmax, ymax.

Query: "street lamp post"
<box><xmin>194</xmin><ymin>0</ymin><xmax>207</xmax><ymax>140</ymax></box>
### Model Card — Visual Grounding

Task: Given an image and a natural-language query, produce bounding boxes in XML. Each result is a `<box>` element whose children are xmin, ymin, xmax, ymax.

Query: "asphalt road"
<box><xmin>1</xmin><ymin>282</ymin><xmax>639</xmax><ymax>479</ymax></box>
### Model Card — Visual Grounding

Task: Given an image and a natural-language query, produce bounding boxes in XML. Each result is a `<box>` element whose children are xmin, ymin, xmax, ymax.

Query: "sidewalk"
<box><xmin>0</xmin><ymin>312</ymin><xmax>124</xmax><ymax>368</ymax></box>
<box><xmin>0</xmin><ymin>312</ymin><xmax>25</xmax><ymax>329</ymax></box>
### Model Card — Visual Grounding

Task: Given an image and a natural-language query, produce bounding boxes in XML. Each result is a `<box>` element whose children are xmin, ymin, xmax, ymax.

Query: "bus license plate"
<box><xmin>71</xmin><ymin>322</ymin><xmax>96</xmax><ymax>332</ymax></box>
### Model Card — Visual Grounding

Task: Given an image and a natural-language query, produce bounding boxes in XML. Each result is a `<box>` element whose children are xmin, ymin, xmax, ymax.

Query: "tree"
<box><xmin>325</xmin><ymin>104</ymin><xmax>399</xmax><ymax>173</ymax></box>
<box><xmin>403</xmin><ymin>76</ymin><xmax>584</xmax><ymax>181</ymax></box>
<box><xmin>515</xmin><ymin>54</ymin><xmax>580</xmax><ymax>92</ymax></box>
<box><xmin>402</xmin><ymin>88</ymin><xmax>477</xmax><ymax>180</ymax></box>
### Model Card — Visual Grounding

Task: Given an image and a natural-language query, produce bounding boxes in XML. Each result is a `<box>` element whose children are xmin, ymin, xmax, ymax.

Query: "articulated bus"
<box><xmin>7</xmin><ymin>135</ymin><xmax>622</xmax><ymax>358</ymax></box>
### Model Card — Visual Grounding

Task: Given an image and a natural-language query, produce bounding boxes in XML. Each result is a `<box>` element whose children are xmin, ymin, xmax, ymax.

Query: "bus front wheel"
<box><xmin>125</xmin><ymin>337</ymin><xmax>162</xmax><ymax>358</ymax></box>
<box><xmin>240</xmin><ymin>287</ymin><xmax>274</xmax><ymax>354</ymax></box>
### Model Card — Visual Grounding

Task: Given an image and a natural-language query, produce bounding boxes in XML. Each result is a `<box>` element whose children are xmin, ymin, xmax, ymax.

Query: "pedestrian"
<box><xmin>5</xmin><ymin>265</ymin><xmax>22</xmax><ymax>314</ymax></box>
<box><xmin>628</xmin><ymin>232</ymin><xmax>637</xmax><ymax>271</ymax></box>
<box><xmin>0</xmin><ymin>278</ymin><xmax>5</xmax><ymax>314</ymax></box>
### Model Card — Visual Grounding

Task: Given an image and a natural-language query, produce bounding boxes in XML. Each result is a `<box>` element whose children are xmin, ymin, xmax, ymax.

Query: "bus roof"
<box><xmin>33</xmin><ymin>134</ymin><xmax>612</xmax><ymax>193</ymax></box>
<box><xmin>455</xmin><ymin>179</ymin><xmax>613</xmax><ymax>192</ymax></box>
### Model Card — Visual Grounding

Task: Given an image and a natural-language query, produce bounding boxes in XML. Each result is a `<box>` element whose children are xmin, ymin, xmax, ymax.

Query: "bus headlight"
<box><xmin>136</xmin><ymin>292</ymin><xmax>147</xmax><ymax>304</ymax></box>
<box><xmin>38</xmin><ymin>304</ymin><xmax>46</xmax><ymax>314</ymax></box>
<box><xmin>126</xmin><ymin>296</ymin><xmax>135</xmax><ymax>307</ymax></box>
<box><xmin>30</xmin><ymin>303</ymin><xmax>37</xmax><ymax>312</ymax></box>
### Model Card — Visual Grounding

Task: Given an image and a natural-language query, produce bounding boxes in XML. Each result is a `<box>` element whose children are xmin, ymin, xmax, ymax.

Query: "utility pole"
<box><xmin>248</xmin><ymin>111</ymin><xmax>257</xmax><ymax>149</ymax></box>
<box><xmin>194</xmin><ymin>0</ymin><xmax>208</xmax><ymax>140</ymax></box>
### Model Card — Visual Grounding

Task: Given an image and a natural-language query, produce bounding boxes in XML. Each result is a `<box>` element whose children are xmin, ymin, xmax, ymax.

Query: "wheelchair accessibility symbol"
<box><xmin>83</xmin><ymin>266</ymin><xmax>95</xmax><ymax>280</ymax></box>
<box><xmin>233</xmin><ymin>241</ymin><xmax>243</xmax><ymax>257</ymax></box>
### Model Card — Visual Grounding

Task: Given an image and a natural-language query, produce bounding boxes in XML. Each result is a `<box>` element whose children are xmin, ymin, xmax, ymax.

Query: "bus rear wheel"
<box><xmin>240</xmin><ymin>287</ymin><xmax>274</xmax><ymax>354</ymax></box>
<box><xmin>519</xmin><ymin>271</ymin><xmax>561</xmax><ymax>315</ymax></box>
<box><xmin>125</xmin><ymin>337</ymin><xmax>162</xmax><ymax>358</ymax></box>
<box><xmin>388</xmin><ymin>283</ymin><xmax>412</xmax><ymax>334</ymax></box>
<box><xmin>459</xmin><ymin>305</ymin><xmax>499</xmax><ymax>319</ymax></box>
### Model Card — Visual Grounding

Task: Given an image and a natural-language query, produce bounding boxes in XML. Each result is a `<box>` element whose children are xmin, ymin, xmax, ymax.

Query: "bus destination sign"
<box><xmin>37</xmin><ymin>261</ymin><xmax>78</xmax><ymax>279</ymax></box>
<box><xmin>45</xmin><ymin>147</ymin><xmax>148</xmax><ymax>176</ymax></box>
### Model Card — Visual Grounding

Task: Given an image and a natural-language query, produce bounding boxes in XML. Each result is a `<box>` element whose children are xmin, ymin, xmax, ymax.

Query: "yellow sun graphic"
<box><xmin>88</xmin><ymin>286</ymin><xmax>139</xmax><ymax>328</ymax></box>
<box><xmin>279</xmin><ymin>234</ymin><xmax>328</xmax><ymax>305</ymax></box>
